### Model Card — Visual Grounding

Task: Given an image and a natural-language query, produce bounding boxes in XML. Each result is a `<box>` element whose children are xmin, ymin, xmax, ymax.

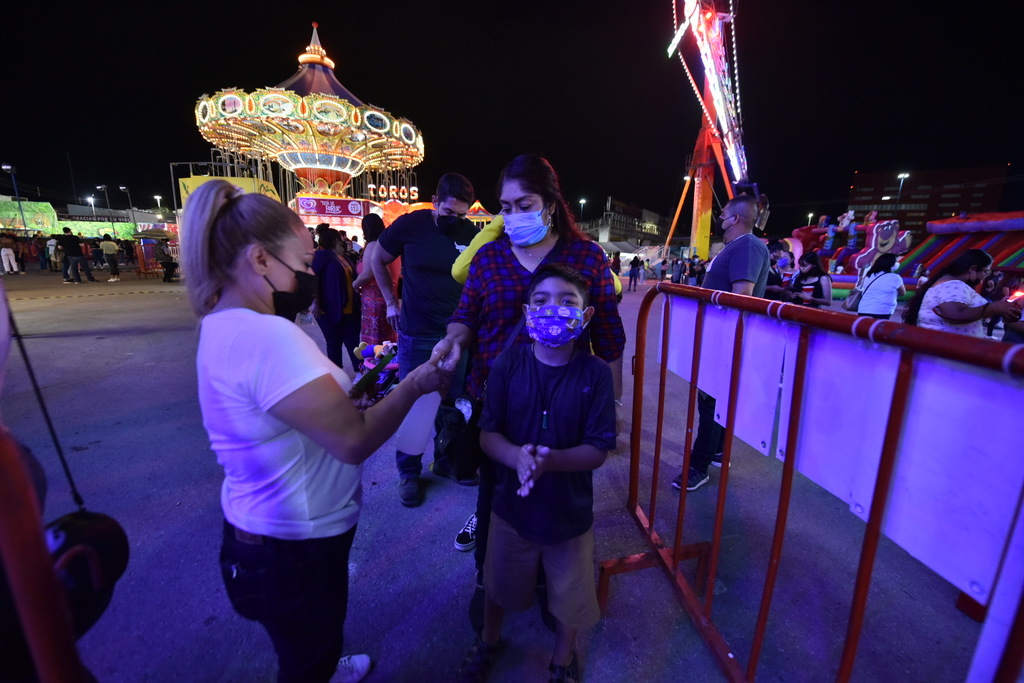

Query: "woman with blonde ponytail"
<box><xmin>181</xmin><ymin>180</ymin><xmax>458</xmax><ymax>683</ymax></box>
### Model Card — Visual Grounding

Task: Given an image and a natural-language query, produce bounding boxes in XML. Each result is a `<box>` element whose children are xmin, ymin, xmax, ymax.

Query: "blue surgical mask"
<box><xmin>777</xmin><ymin>256</ymin><xmax>790</xmax><ymax>268</ymax></box>
<box><xmin>504</xmin><ymin>209</ymin><xmax>549</xmax><ymax>247</ymax></box>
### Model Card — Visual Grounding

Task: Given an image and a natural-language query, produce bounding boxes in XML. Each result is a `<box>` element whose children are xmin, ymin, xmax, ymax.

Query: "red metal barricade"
<box><xmin>598</xmin><ymin>282</ymin><xmax>1024</xmax><ymax>682</ymax></box>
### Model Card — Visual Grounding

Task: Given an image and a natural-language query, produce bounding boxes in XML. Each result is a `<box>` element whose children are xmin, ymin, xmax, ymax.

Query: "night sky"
<box><xmin>4</xmin><ymin>1</ymin><xmax>1020</xmax><ymax>235</ymax></box>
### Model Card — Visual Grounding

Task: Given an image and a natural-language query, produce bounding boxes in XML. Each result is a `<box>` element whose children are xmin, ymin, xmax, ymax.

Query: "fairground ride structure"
<box><xmin>193</xmin><ymin>24</ymin><xmax>424</xmax><ymax>230</ymax></box>
<box><xmin>664</xmin><ymin>0</ymin><xmax>768</xmax><ymax>259</ymax></box>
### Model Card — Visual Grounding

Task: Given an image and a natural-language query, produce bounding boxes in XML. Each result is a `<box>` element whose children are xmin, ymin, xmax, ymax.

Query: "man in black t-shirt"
<box><xmin>51</xmin><ymin>228</ymin><xmax>97</xmax><ymax>283</ymax></box>
<box><xmin>371</xmin><ymin>173</ymin><xmax>478</xmax><ymax>507</ymax></box>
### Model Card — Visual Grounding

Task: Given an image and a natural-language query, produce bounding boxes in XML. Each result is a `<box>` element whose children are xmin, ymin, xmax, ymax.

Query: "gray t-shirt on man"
<box><xmin>701</xmin><ymin>233</ymin><xmax>770</xmax><ymax>296</ymax></box>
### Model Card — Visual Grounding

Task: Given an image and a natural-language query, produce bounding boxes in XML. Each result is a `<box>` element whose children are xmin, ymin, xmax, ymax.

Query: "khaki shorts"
<box><xmin>483</xmin><ymin>513</ymin><xmax>600</xmax><ymax>631</ymax></box>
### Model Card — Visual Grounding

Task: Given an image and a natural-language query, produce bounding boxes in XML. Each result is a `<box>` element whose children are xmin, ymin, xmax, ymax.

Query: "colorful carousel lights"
<box><xmin>194</xmin><ymin>23</ymin><xmax>424</xmax><ymax>197</ymax></box>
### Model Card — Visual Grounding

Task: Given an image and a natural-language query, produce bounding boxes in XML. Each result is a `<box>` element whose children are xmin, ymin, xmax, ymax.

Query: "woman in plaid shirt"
<box><xmin>432</xmin><ymin>154</ymin><xmax>625</xmax><ymax>634</ymax></box>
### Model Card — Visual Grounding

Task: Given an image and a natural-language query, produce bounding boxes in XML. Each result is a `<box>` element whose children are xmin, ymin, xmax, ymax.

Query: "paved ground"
<box><xmin>0</xmin><ymin>267</ymin><xmax>979</xmax><ymax>682</ymax></box>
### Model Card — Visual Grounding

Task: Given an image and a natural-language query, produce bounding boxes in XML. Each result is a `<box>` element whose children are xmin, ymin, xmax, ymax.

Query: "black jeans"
<box><xmin>316</xmin><ymin>313</ymin><xmax>360</xmax><ymax>372</ymax></box>
<box><xmin>220</xmin><ymin>522</ymin><xmax>356</xmax><ymax>683</ymax></box>
<box><xmin>68</xmin><ymin>256</ymin><xmax>94</xmax><ymax>282</ymax></box>
<box><xmin>691</xmin><ymin>389</ymin><xmax>723</xmax><ymax>475</ymax></box>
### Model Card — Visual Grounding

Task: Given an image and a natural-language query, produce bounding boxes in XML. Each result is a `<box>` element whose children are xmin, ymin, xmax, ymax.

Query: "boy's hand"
<box><xmin>517</xmin><ymin>445</ymin><xmax>550</xmax><ymax>497</ymax></box>
<box><xmin>515</xmin><ymin>444</ymin><xmax>537</xmax><ymax>487</ymax></box>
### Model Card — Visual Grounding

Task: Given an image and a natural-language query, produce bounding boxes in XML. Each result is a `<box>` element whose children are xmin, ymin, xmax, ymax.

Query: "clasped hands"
<box><xmin>515</xmin><ymin>444</ymin><xmax>550</xmax><ymax>497</ymax></box>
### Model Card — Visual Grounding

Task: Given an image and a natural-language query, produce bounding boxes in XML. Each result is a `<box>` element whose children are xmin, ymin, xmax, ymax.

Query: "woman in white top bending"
<box><xmin>903</xmin><ymin>249</ymin><xmax>1021</xmax><ymax>337</ymax></box>
<box><xmin>181</xmin><ymin>180</ymin><xmax>456</xmax><ymax>683</ymax></box>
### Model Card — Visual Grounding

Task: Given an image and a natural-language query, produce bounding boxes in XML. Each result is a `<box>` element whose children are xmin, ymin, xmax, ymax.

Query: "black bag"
<box><xmin>46</xmin><ymin>510</ymin><xmax>130</xmax><ymax>636</ymax></box>
<box><xmin>433</xmin><ymin>399</ymin><xmax>479</xmax><ymax>482</ymax></box>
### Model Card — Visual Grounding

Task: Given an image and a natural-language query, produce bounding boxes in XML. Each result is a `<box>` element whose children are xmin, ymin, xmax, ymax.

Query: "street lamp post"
<box><xmin>87</xmin><ymin>196</ymin><xmax>96</xmax><ymax>217</ymax></box>
<box><xmin>1</xmin><ymin>164</ymin><xmax>30</xmax><ymax>233</ymax></box>
<box><xmin>154</xmin><ymin>195</ymin><xmax>163</xmax><ymax>223</ymax></box>
<box><xmin>579</xmin><ymin>198</ymin><xmax>586</xmax><ymax>221</ymax></box>
<box><xmin>96</xmin><ymin>185</ymin><xmax>116</xmax><ymax>235</ymax></box>
<box><xmin>895</xmin><ymin>172</ymin><xmax>910</xmax><ymax>222</ymax></box>
<box><xmin>808</xmin><ymin>212</ymin><xmax>814</xmax><ymax>227</ymax></box>
<box><xmin>119</xmin><ymin>185</ymin><xmax>138</xmax><ymax>227</ymax></box>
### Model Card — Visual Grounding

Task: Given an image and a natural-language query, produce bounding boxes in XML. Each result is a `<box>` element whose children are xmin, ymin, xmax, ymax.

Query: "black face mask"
<box><xmin>436</xmin><ymin>214</ymin><xmax>462</xmax><ymax>232</ymax></box>
<box><xmin>264</xmin><ymin>252</ymin><xmax>318</xmax><ymax>321</ymax></box>
<box><xmin>712</xmin><ymin>214</ymin><xmax>728</xmax><ymax>237</ymax></box>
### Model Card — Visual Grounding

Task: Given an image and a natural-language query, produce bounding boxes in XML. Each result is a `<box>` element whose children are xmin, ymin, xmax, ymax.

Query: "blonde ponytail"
<box><xmin>181</xmin><ymin>180</ymin><xmax>302</xmax><ymax>317</ymax></box>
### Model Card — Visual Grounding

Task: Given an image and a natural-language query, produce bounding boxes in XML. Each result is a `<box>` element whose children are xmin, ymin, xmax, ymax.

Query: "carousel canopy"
<box><xmin>275</xmin><ymin>24</ymin><xmax>363</xmax><ymax>104</ymax></box>
<box><xmin>194</xmin><ymin>23</ymin><xmax>424</xmax><ymax>197</ymax></box>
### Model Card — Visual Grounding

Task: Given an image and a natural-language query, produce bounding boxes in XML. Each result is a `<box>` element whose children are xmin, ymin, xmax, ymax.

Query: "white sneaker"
<box><xmin>330</xmin><ymin>654</ymin><xmax>371</xmax><ymax>683</ymax></box>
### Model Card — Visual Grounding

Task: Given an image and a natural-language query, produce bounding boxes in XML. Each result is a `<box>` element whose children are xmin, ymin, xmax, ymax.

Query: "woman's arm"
<box><xmin>583</xmin><ymin>244</ymin><xmax>626</xmax><ymax>398</ymax></box>
<box><xmin>815</xmin><ymin>277</ymin><xmax>833</xmax><ymax>307</ymax></box>
<box><xmin>350</xmin><ymin>242</ymin><xmax>375</xmax><ymax>290</ymax></box>
<box><xmin>433</xmin><ymin>322</ymin><xmax>475</xmax><ymax>368</ymax></box>
<box><xmin>933</xmin><ymin>298</ymin><xmax>1020</xmax><ymax>323</ymax></box>
<box><xmin>268</xmin><ymin>345</ymin><xmax>458</xmax><ymax>465</ymax></box>
<box><xmin>369</xmin><ymin>242</ymin><xmax>400</xmax><ymax>330</ymax></box>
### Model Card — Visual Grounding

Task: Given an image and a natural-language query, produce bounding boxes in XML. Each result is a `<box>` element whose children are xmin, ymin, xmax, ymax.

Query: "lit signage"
<box><xmin>296</xmin><ymin>197</ymin><xmax>369</xmax><ymax>217</ymax></box>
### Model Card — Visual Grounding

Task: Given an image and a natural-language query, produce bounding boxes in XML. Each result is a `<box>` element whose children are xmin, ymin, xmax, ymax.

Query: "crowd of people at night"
<box><xmin>3</xmin><ymin>155</ymin><xmax>1022</xmax><ymax>683</ymax></box>
<box><xmin>0</xmin><ymin>230</ymin><xmax>141</xmax><ymax>282</ymax></box>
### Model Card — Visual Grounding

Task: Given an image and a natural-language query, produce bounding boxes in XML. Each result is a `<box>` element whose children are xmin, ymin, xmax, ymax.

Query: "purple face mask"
<box><xmin>525</xmin><ymin>304</ymin><xmax>586</xmax><ymax>347</ymax></box>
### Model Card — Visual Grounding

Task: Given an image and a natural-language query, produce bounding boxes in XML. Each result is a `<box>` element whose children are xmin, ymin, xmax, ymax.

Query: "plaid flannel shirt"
<box><xmin>450</xmin><ymin>234</ymin><xmax>625</xmax><ymax>400</ymax></box>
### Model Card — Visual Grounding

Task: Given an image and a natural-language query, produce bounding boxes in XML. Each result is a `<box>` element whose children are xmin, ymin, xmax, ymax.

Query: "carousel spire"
<box><xmin>299</xmin><ymin>21</ymin><xmax>335</xmax><ymax>69</ymax></box>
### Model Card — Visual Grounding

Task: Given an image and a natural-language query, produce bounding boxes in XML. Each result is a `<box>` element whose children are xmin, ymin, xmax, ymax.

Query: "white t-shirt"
<box><xmin>197</xmin><ymin>308</ymin><xmax>360</xmax><ymax>540</ymax></box>
<box><xmin>917</xmin><ymin>280</ymin><xmax>987</xmax><ymax>338</ymax></box>
<box><xmin>857</xmin><ymin>272</ymin><xmax>903</xmax><ymax>316</ymax></box>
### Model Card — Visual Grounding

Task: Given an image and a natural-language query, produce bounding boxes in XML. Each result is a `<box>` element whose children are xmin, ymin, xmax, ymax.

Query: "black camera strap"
<box><xmin>6</xmin><ymin>309</ymin><xmax>86</xmax><ymax>511</ymax></box>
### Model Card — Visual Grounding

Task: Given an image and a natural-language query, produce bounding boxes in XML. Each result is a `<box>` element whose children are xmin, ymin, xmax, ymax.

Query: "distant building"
<box><xmin>579</xmin><ymin>197</ymin><xmax>672</xmax><ymax>247</ymax></box>
<box><xmin>847</xmin><ymin>166</ymin><xmax>1007</xmax><ymax>235</ymax></box>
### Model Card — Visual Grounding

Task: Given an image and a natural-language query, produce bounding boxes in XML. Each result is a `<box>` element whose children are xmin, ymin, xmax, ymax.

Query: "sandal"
<box><xmin>549</xmin><ymin>652</ymin><xmax>580</xmax><ymax>683</ymax></box>
<box><xmin>457</xmin><ymin>636</ymin><xmax>505</xmax><ymax>683</ymax></box>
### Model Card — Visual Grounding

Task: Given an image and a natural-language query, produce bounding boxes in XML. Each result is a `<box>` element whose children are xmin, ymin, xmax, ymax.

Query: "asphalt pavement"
<box><xmin>0</xmin><ymin>267</ymin><xmax>978</xmax><ymax>682</ymax></box>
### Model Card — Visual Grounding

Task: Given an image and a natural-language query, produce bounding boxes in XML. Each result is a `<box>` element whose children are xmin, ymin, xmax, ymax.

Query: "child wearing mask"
<box><xmin>458</xmin><ymin>264</ymin><xmax>616</xmax><ymax>682</ymax></box>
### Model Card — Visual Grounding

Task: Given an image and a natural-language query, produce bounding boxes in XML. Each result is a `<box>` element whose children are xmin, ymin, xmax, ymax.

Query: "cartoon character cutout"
<box><xmin>853</xmin><ymin>219</ymin><xmax>912</xmax><ymax>274</ymax></box>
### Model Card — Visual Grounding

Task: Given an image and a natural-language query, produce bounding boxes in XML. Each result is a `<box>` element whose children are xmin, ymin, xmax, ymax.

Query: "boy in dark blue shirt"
<box><xmin>458</xmin><ymin>264</ymin><xmax>616</xmax><ymax>682</ymax></box>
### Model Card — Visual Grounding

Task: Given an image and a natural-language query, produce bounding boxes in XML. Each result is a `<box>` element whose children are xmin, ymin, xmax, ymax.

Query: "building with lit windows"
<box><xmin>579</xmin><ymin>197</ymin><xmax>672</xmax><ymax>248</ymax></box>
<box><xmin>847</xmin><ymin>166</ymin><xmax>1008</xmax><ymax>237</ymax></box>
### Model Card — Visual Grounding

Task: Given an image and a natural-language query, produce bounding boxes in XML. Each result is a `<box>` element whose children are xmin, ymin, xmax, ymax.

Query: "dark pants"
<box><xmin>161</xmin><ymin>261</ymin><xmax>178</xmax><ymax>281</ymax></box>
<box><xmin>691</xmin><ymin>389</ymin><xmax>723</xmax><ymax>475</ymax></box>
<box><xmin>68</xmin><ymin>256</ymin><xmax>94</xmax><ymax>283</ymax></box>
<box><xmin>220</xmin><ymin>522</ymin><xmax>356</xmax><ymax>683</ymax></box>
<box><xmin>628</xmin><ymin>268</ymin><xmax>639</xmax><ymax>291</ymax></box>
<box><xmin>316</xmin><ymin>313</ymin><xmax>360</xmax><ymax>372</ymax></box>
<box><xmin>395</xmin><ymin>332</ymin><xmax>468</xmax><ymax>478</ymax></box>
<box><xmin>105</xmin><ymin>254</ymin><xmax>119</xmax><ymax>277</ymax></box>
<box><xmin>473</xmin><ymin>453</ymin><xmax>495</xmax><ymax>575</ymax></box>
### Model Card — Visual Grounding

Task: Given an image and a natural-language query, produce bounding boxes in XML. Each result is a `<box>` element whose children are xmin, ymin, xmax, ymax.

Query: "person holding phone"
<box><xmin>904</xmin><ymin>249</ymin><xmax>1022</xmax><ymax>337</ymax></box>
<box><xmin>788</xmin><ymin>251</ymin><xmax>832</xmax><ymax>308</ymax></box>
<box><xmin>180</xmin><ymin>180</ymin><xmax>457</xmax><ymax>683</ymax></box>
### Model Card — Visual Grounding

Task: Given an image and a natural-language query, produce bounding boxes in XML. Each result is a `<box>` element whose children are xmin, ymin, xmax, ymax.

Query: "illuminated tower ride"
<box><xmin>665</xmin><ymin>0</ymin><xmax>766</xmax><ymax>258</ymax></box>
<box><xmin>194</xmin><ymin>24</ymin><xmax>424</xmax><ymax>230</ymax></box>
